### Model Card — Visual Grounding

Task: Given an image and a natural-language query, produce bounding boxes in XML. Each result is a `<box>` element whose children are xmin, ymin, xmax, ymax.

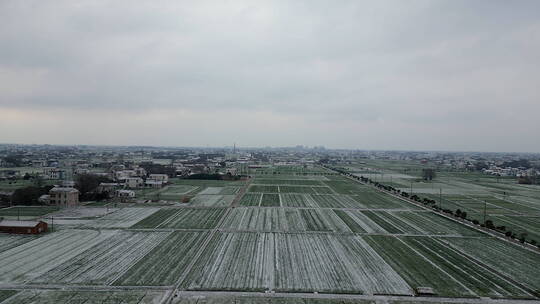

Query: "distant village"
<box><xmin>1</xmin><ymin>144</ymin><xmax>539</xmax><ymax>211</ymax></box>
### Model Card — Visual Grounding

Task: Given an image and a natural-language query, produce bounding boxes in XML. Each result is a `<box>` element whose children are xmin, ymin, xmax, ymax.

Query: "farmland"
<box><xmin>0</xmin><ymin>165</ymin><xmax>538</xmax><ymax>303</ymax></box>
<box><xmin>346</xmin><ymin>159</ymin><xmax>540</xmax><ymax>244</ymax></box>
<box><xmin>0</xmin><ymin>206</ymin><xmax>59</xmax><ymax>217</ymax></box>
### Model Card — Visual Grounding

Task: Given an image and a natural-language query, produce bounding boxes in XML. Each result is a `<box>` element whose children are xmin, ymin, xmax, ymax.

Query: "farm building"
<box><xmin>0</xmin><ymin>220</ymin><xmax>48</xmax><ymax>234</ymax></box>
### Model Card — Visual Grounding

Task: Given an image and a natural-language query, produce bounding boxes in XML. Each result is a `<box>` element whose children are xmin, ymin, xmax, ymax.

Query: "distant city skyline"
<box><xmin>1</xmin><ymin>1</ymin><xmax>539</xmax><ymax>152</ymax></box>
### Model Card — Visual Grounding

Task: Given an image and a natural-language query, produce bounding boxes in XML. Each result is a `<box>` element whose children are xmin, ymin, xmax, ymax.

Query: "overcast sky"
<box><xmin>1</xmin><ymin>1</ymin><xmax>539</xmax><ymax>152</ymax></box>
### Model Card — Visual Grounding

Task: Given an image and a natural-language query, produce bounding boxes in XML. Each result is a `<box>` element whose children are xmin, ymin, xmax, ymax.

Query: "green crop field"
<box><xmin>114</xmin><ymin>231</ymin><xmax>208</xmax><ymax>286</ymax></box>
<box><xmin>0</xmin><ymin>206</ymin><xmax>59</xmax><ymax>217</ymax></box>
<box><xmin>132</xmin><ymin>208</ymin><xmax>226</xmax><ymax>229</ymax></box>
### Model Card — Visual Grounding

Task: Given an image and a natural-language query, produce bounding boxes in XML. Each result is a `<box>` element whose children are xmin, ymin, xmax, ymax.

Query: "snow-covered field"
<box><xmin>45</xmin><ymin>207</ymin><xmax>116</xmax><ymax>219</ymax></box>
<box><xmin>183</xmin><ymin>232</ymin><xmax>413</xmax><ymax>295</ymax></box>
<box><xmin>33</xmin><ymin>230</ymin><xmax>170</xmax><ymax>285</ymax></box>
<box><xmin>1</xmin><ymin>289</ymin><xmax>167</xmax><ymax>304</ymax></box>
<box><xmin>0</xmin><ymin>234</ymin><xmax>38</xmax><ymax>253</ymax></box>
<box><xmin>0</xmin><ymin>229</ymin><xmax>116</xmax><ymax>283</ymax></box>
<box><xmin>190</xmin><ymin>194</ymin><xmax>234</xmax><ymax>207</ymax></box>
<box><xmin>84</xmin><ymin>207</ymin><xmax>159</xmax><ymax>228</ymax></box>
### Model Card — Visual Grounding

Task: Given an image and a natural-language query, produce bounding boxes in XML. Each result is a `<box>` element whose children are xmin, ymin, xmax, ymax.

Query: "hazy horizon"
<box><xmin>1</xmin><ymin>1</ymin><xmax>539</xmax><ymax>152</ymax></box>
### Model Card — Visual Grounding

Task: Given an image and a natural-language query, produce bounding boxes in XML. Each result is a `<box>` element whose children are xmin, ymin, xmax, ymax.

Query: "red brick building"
<box><xmin>0</xmin><ymin>220</ymin><xmax>48</xmax><ymax>234</ymax></box>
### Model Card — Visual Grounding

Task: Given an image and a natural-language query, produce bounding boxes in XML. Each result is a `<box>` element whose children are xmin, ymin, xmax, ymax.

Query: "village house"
<box><xmin>49</xmin><ymin>187</ymin><xmax>79</xmax><ymax>207</ymax></box>
<box><xmin>145</xmin><ymin>180</ymin><xmax>163</xmax><ymax>188</ymax></box>
<box><xmin>148</xmin><ymin>174</ymin><xmax>169</xmax><ymax>183</ymax></box>
<box><xmin>97</xmin><ymin>182</ymin><xmax>120</xmax><ymax>194</ymax></box>
<box><xmin>125</xmin><ymin>177</ymin><xmax>144</xmax><ymax>189</ymax></box>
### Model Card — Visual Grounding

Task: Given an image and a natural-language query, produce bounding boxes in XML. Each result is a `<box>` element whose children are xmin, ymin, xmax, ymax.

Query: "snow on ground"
<box><xmin>33</xmin><ymin>230</ymin><xmax>170</xmax><ymax>285</ymax></box>
<box><xmin>190</xmin><ymin>195</ymin><xmax>234</xmax><ymax>207</ymax></box>
<box><xmin>0</xmin><ymin>234</ymin><xmax>38</xmax><ymax>253</ymax></box>
<box><xmin>3</xmin><ymin>290</ymin><xmax>167</xmax><ymax>304</ymax></box>
<box><xmin>84</xmin><ymin>207</ymin><xmax>160</xmax><ymax>228</ymax></box>
<box><xmin>44</xmin><ymin>207</ymin><xmax>117</xmax><ymax>219</ymax></box>
<box><xmin>0</xmin><ymin>229</ymin><xmax>116</xmax><ymax>283</ymax></box>
<box><xmin>198</xmin><ymin>187</ymin><xmax>223</xmax><ymax>195</ymax></box>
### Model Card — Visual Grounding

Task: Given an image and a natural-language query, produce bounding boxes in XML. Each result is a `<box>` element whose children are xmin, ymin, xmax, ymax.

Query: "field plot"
<box><xmin>248</xmin><ymin>185</ymin><xmax>279</xmax><ymax>193</ymax></box>
<box><xmin>33</xmin><ymin>231</ymin><xmax>169</xmax><ymax>285</ymax></box>
<box><xmin>114</xmin><ymin>231</ymin><xmax>208</xmax><ymax>286</ymax></box>
<box><xmin>254</xmin><ymin>179</ymin><xmax>324</xmax><ymax>186</ymax></box>
<box><xmin>275</xmin><ymin>233</ymin><xmax>412</xmax><ymax>295</ymax></box>
<box><xmin>445</xmin><ymin>237</ymin><xmax>540</xmax><ymax>292</ymax></box>
<box><xmin>280</xmin><ymin>193</ymin><xmax>316</xmax><ymax>207</ymax></box>
<box><xmin>174</xmin><ymin>295</ymin><xmax>376</xmax><ymax>304</ymax></box>
<box><xmin>323</xmin><ymin>178</ymin><xmax>372</xmax><ymax>194</ymax></box>
<box><xmin>402</xmin><ymin>237</ymin><xmax>530</xmax><ymax>298</ymax></box>
<box><xmin>219</xmin><ymin>186</ymin><xmax>240</xmax><ymax>195</ymax></box>
<box><xmin>239</xmin><ymin>193</ymin><xmax>262</xmax><ymax>206</ymax></box>
<box><xmin>278</xmin><ymin>186</ymin><xmax>316</xmax><ymax>194</ymax></box>
<box><xmin>159</xmin><ymin>185</ymin><xmax>198</xmax><ymax>200</ymax></box>
<box><xmin>333</xmin><ymin>210</ymin><xmax>386</xmax><ymax>233</ymax></box>
<box><xmin>364</xmin><ymin>235</ymin><xmax>474</xmax><ymax>297</ymax></box>
<box><xmin>261</xmin><ymin>193</ymin><xmax>281</xmax><ymax>207</ymax></box>
<box><xmin>46</xmin><ymin>207</ymin><xmax>114</xmax><ymax>219</ymax></box>
<box><xmin>182</xmin><ymin>232</ymin><xmax>275</xmax><ymax>291</ymax></box>
<box><xmin>2</xmin><ymin>289</ymin><xmax>166</xmax><ymax>304</ymax></box>
<box><xmin>84</xmin><ymin>207</ymin><xmax>159</xmax><ymax>228</ymax></box>
<box><xmin>0</xmin><ymin>229</ymin><xmax>115</xmax><ymax>283</ymax></box>
<box><xmin>199</xmin><ymin>187</ymin><xmax>223</xmax><ymax>195</ymax></box>
<box><xmin>0</xmin><ymin>206</ymin><xmax>59</xmax><ymax>217</ymax></box>
<box><xmin>221</xmin><ymin>208</ymin><xmax>349</xmax><ymax>233</ymax></box>
<box><xmin>350</xmin><ymin>192</ymin><xmax>419</xmax><ymax>210</ymax></box>
<box><xmin>132</xmin><ymin>208</ymin><xmax>226</xmax><ymax>229</ymax></box>
<box><xmin>310</xmin><ymin>194</ymin><xmax>360</xmax><ymax>208</ymax></box>
<box><xmin>189</xmin><ymin>194</ymin><xmax>234</xmax><ymax>207</ymax></box>
<box><xmin>0</xmin><ymin>290</ymin><xmax>16</xmax><ymax>303</ymax></box>
<box><xmin>0</xmin><ymin>234</ymin><xmax>38</xmax><ymax>253</ymax></box>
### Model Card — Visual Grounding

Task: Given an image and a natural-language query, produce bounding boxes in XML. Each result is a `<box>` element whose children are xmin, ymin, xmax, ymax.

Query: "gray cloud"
<box><xmin>0</xmin><ymin>0</ymin><xmax>539</xmax><ymax>151</ymax></box>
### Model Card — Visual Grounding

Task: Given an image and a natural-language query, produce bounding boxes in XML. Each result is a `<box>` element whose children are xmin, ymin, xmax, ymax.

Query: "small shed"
<box><xmin>415</xmin><ymin>287</ymin><xmax>436</xmax><ymax>296</ymax></box>
<box><xmin>0</xmin><ymin>220</ymin><xmax>48</xmax><ymax>234</ymax></box>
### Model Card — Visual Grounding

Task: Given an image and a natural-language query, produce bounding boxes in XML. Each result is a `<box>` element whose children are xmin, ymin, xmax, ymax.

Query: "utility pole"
<box><xmin>439</xmin><ymin>188</ymin><xmax>442</xmax><ymax>209</ymax></box>
<box><xmin>51</xmin><ymin>216</ymin><xmax>54</xmax><ymax>232</ymax></box>
<box><xmin>17</xmin><ymin>207</ymin><xmax>20</xmax><ymax>221</ymax></box>
<box><xmin>410</xmin><ymin>182</ymin><xmax>413</xmax><ymax>195</ymax></box>
<box><xmin>483</xmin><ymin>201</ymin><xmax>487</xmax><ymax>225</ymax></box>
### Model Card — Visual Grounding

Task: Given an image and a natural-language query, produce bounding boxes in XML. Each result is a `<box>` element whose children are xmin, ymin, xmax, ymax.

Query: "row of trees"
<box><xmin>324</xmin><ymin>165</ymin><xmax>539</xmax><ymax>250</ymax></box>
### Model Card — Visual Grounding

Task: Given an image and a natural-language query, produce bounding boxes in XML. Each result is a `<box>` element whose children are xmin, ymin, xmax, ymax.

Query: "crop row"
<box><xmin>248</xmin><ymin>185</ymin><xmax>334</xmax><ymax>194</ymax></box>
<box><xmin>114</xmin><ymin>231</ymin><xmax>209</xmax><ymax>286</ymax></box>
<box><xmin>221</xmin><ymin>208</ymin><xmax>349</xmax><ymax>233</ymax></box>
<box><xmin>0</xmin><ymin>234</ymin><xmax>37</xmax><ymax>254</ymax></box>
<box><xmin>221</xmin><ymin>208</ymin><xmax>480</xmax><ymax>236</ymax></box>
<box><xmin>446</xmin><ymin>237</ymin><xmax>540</xmax><ymax>292</ymax></box>
<box><xmin>180</xmin><ymin>232</ymin><xmax>412</xmax><ymax>295</ymax></box>
<box><xmin>0</xmin><ymin>229</ymin><xmax>115</xmax><ymax>283</ymax></box>
<box><xmin>132</xmin><ymin>208</ymin><xmax>227</xmax><ymax>229</ymax></box>
<box><xmin>402</xmin><ymin>237</ymin><xmax>529</xmax><ymax>298</ymax></box>
<box><xmin>189</xmin><ymin>194</ymin><xmax>234</xmax><ymax>207</ymax></box>
<box><xmin>33</xmin><ymin>231</ymin><xmax>169</xmax><ymax>285</ymax></box>
<box><xmin>84</xmin><ymin>207</ymin><xmax>160</xmax><ymax>228</ymax></box>
<box><xmin>1</xmin><ymin>290</ymin><xmax>165</xmax><ymax>304</ymax></box>
<box><xmin>253</xmin><ymin>179</ymin><xmax>324</xmax><ymax>186</ymax></box>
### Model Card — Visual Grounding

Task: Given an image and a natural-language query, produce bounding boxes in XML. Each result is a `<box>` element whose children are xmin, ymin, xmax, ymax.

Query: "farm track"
<box><xmin>174</xmin><ymin>290</ymin><xmax>540</xmax><ymax>303</ymax></box>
